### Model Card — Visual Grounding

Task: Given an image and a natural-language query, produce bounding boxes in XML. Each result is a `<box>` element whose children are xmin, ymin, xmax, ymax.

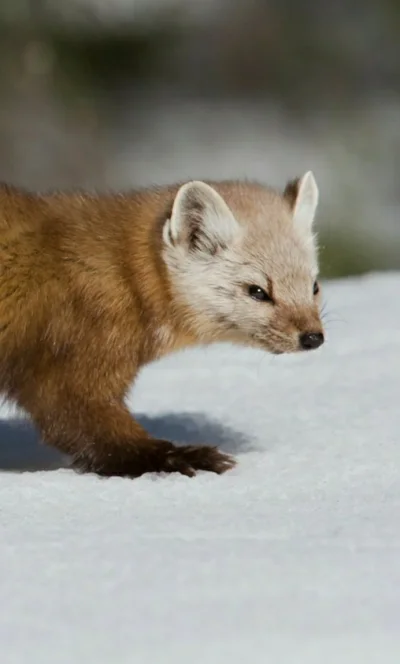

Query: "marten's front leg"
<box><xmin>23</xmin><ymin>386</ymin><xmax>235</xmax><ymax>478</ymax></box>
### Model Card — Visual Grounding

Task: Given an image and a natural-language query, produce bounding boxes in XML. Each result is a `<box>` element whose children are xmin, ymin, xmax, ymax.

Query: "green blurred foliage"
<box><xmin>319</xmin><ymin>231</ymin><xmax>390</xmax><ymax>280</ymax></box>
<box><xmin>47</xmin><ymin>26</ymin><xmax>182</xmax><ymax>97</ymax></box>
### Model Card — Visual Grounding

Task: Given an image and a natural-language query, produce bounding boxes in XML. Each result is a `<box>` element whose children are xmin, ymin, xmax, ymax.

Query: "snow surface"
<box><xmin>1</xmin><ymin>272</ymin><xmax>400</xmax><ymax>664</ymax></box>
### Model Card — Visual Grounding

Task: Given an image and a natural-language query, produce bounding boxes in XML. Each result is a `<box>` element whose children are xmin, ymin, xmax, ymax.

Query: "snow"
<box><xmin>1</xmin><ymin>272</ymin><xmax>400</xmax><ymax>663</ymax></box>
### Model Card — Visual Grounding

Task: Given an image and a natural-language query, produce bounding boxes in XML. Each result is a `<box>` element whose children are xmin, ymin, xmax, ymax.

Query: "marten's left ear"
<box><xmin>284</xmin><ymin>171</ymin><xmax>319</xmax><ymax>233</ymax></box>
<box><xmin>164</xmin><ymin>181</ymin><xmax>240</xmax><ymax>255</ymax></box>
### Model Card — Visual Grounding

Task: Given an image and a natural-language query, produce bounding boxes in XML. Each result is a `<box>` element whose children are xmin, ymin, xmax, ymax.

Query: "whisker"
<box><xmin>321</xmin><ymin>313</ymin><xmax>348</xmax><ymax>326</ymax></box>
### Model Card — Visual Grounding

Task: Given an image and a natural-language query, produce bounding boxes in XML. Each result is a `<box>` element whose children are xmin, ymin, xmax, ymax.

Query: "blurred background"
<box><xmin>0</xmin><ymin>0</ymin><xmax>399</xmax><ymax>278</ymax></box>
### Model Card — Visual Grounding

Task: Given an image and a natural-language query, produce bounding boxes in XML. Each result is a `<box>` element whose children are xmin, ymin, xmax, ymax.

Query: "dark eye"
<box><xmin>248</xmin><ymin>285</ymin><xmax>273</xmax><ymax>303</ymax></box>
<box><xmin>313</xmin><ymin>281</ymin><xmax>320</xmax><ymax>295</ymax></box>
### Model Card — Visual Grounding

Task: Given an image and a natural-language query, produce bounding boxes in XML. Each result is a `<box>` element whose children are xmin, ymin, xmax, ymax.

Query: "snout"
<box><xmin>299</xmin><ymin>331</ymin><xmax>324</xmax><ymax>351</ymax></box>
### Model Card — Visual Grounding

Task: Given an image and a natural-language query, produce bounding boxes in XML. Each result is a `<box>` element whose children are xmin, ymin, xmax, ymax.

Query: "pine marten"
<box><xmin>0</xmin><ymin>172</ymin><xmax>324</xmax><ymax>478</ymax></box>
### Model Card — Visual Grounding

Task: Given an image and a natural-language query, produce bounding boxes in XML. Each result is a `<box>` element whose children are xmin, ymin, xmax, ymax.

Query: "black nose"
<box><xmin>299</xmin><ymin>332</ymin><xmax>324</xmax><ymax>350</ymax></box>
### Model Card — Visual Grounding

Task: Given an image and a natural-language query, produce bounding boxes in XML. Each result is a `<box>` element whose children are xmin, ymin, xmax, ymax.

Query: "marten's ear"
<box><xmin>284</xmin><ymin>171</ymin><xmax>319</xmax><ymax>233</ymax></box>
<box><xmin>163</xmin><ymin>181</ymin><xmax>240</xmax><ymax>254</ymax></box>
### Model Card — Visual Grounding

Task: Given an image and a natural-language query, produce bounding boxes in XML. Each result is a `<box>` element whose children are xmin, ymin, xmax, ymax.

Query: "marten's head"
<box><xmin>162</xmin><ymin>173</ymin><xmax>324</xmax><ymax>355</ymax></box>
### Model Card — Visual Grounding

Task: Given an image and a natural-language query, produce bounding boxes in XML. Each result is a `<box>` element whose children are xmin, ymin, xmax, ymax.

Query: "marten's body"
<box><xmin>0</xmin><ymin>173</ymin><xmax>324</xmax><ymax>478</ymax></box>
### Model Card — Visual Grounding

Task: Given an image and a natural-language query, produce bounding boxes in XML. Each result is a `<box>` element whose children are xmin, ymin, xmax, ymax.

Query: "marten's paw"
<box><xmin>164</xmin><ymin>444</ymin><xmax>236</xmax><ymax>477</ymax></box>
<box><xmin>73</xmin><ymin>439</ymin><xmax>236</xmax><ymax>479</ymax></box>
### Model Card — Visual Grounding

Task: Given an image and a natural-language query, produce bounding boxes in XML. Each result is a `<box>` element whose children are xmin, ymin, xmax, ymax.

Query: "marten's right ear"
<box><xmin>163</xmin><ymin>181</ymin><xmax>240</xmax><ymax>255</ymax></box>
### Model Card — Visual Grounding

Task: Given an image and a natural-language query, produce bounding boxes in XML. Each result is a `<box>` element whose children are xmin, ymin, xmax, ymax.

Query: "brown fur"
<box><xmin>0</xmin><ymin>178</ymin><xmax>322</xmax><ymax>479</ymax></box>
<box><xmin>283</xmin><ymin>177</ymin><xmax>300</xmax><ymax>208</ymax></box>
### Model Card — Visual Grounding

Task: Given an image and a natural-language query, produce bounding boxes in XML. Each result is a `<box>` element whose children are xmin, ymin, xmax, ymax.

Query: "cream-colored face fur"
<box><xmin>162</xmin><ymin>173</ymin><xmax>324</xmax><ymax>354</ymax></box>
